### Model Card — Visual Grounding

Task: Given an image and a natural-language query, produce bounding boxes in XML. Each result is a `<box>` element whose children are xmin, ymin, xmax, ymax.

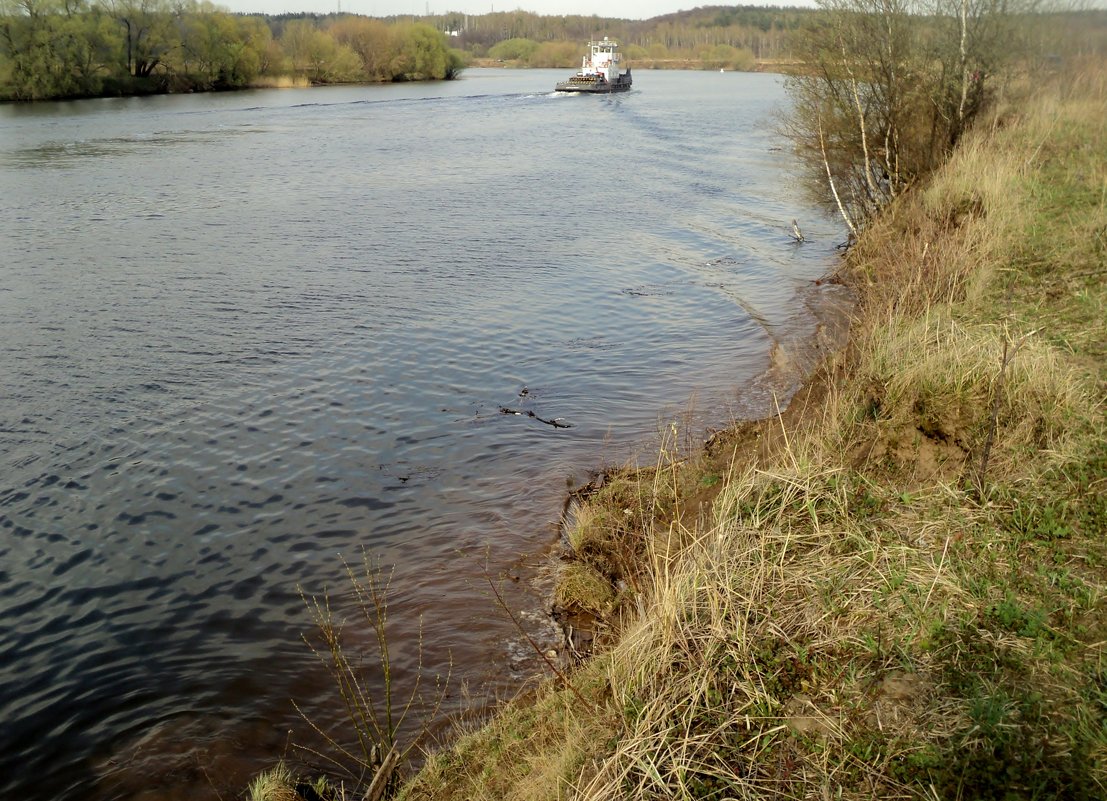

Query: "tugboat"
<box><xmin>555</xmin><ymin>37</ymin><xmax>632</xmax><ymax>93</ymax></box>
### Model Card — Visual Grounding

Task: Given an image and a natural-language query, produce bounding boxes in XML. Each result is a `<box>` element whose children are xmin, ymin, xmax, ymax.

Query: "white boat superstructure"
<box><xmin>555</xmin><ymin>37</ymin><xmax>633</xmax><ymax>93</ymax></box>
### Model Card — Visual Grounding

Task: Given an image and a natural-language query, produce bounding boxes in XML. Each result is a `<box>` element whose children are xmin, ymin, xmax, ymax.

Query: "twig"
<box><xmin>921</xmin><ymin>536</ymin><xmax>950</xmax><ymax>613</ymax></box>
<box><xmin>499</xmin><ymin>406</ymin><xmax>572</xmax><ymax>429</ymax></box>
<box><xmin>199</xmin><ymin>764</ymin><xmax>225</xmax><ymax>801</ymax></box>
<box><xmin>791</xmin><ymin>219</ymin><xmax>806</xmax><ymax>243</ymax></box>
<box><xmin>294</xmin><ymin>553</ymin><xmax>450</xmax><ymax>797</ymax></box>
<box><xmin>975</xmin><ymin>327</ymin><xmax>1035</xmax><ymax>496</ymax></box>
<box><xmin>483</xmin><ymin>571</ymin><xmax>596</xmax><ymax>711</ymax></box>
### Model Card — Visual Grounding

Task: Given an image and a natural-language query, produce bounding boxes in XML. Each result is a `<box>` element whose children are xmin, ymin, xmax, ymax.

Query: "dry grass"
<box><xmin>246</xmin><ymin>762</ymin><xmax>336</xmax><ymax>801</ymax></box>
<box><xmin>400</xmin><ymin>664</ymin><xmax>616</xmax><ymax>801</ymax></box>
<box><xmin>247</xmin><ymin>762</ymin><xmax>300</xmax><ymax>801</ymax></box>
<box><xmin>851</xmin><ymin>314</ymin><xmax>1095</xmax><ymax>481</ymax></box>
<box><xmin>554</xmin><ymin>562</ymin><xmax>616</xmax><ymax>616</ymax></box>
<box><xmin>249</xmin><ymin>75</ymin><xmax>312</xmax><ymax>89</ymax></box>
<box><xmin>578</xmin><ymin>460</ymin><xmax>971</xmax><ymax>800</ymax></box>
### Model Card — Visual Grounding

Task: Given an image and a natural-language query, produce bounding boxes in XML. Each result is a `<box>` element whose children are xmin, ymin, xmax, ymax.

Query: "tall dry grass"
<box><xmin>578</xmin><ymin>455</ymin><xmax>973</xmax><ymax>800</ymax></box>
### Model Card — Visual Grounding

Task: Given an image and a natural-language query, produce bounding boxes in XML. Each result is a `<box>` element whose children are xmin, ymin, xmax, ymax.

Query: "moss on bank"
<box><xmin>250</xmin><ymin>61</ymin><xmax>1106</xmax><ymax>801</ymax></box>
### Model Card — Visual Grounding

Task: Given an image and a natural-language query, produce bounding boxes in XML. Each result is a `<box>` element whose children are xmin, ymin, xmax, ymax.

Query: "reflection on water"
<box><xmin>0</xmin><ymin>69</ymin><xmax>846</xmax><ymax>800</ymax></box>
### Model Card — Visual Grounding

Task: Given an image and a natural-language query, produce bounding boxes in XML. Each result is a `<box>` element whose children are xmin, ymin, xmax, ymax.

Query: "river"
<box><xmin>0</xmin><ymin>68</ymin><xmax>846</xmax><ymax>799</ymax></box>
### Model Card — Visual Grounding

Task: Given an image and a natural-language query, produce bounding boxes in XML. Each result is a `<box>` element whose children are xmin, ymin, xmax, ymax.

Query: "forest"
<box><xmin>0</xmin><ymin>0</ymin><xmax>467</xmax><ymax>100</ymax></box>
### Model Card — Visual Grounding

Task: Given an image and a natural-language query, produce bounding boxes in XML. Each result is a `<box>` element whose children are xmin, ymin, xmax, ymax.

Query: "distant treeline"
<box><xmin>3</xmin><ymin>2</ymin><xmax>1105</xmax><ymax>101</ymax></box>
<box><xmin>0</xmin><ymin>0</ymin><xmax>466</xmax><ymax>100</ymax></box>
<box><xmin>440</xmin><ymin>4</ymin><xmax>1107</xmax><ymax>69</ymax></box>
<box><xmin>418</xmin><ymin>5</ymin><xmax>814</xmax><ymax>65</ymax></box>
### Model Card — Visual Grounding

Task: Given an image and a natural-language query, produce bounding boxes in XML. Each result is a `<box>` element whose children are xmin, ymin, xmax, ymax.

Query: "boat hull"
<box><xmin>554</xmin><ymin>75</ymin><xmax>632</xmax><ymax>93</ymax></box>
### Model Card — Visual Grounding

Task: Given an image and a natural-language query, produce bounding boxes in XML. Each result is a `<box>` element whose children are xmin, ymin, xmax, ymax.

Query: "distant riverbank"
<box><xmin>0</xmin><ymin>10</ymin><xmax>464</xmax><ymax>102</ymax></box>
<box><xmin>470</xmin><ymin>57</ymin><xmax>801</xmax><ymax>73</ymax></box>
<box><xmin>0</xmin><ymin>69</ymin><xmax>455</xmax><ymax>103</ymax></box>
<box><xmin>2</xmin><ymin>3</ymin><xmax>824</xmax><ymax>102</ymax></box>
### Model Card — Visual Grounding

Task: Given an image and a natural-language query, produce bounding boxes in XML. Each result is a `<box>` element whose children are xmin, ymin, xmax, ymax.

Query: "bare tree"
<box><xmin>786</xmin><ymin>0</ymin><xmax>1049</xmax><ymax>231</ymax></box>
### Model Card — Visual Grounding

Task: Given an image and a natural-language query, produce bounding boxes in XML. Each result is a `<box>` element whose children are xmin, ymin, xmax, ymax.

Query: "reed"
<box><xmin>249</xmin><ymin>555</ymin><xmax>449</xmax><ymax>801</ymax></box>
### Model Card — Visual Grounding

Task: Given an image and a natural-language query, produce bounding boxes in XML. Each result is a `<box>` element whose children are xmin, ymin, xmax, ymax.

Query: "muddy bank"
<box><xmin>547</xmin><ymin>275</ymin><xmax>855</xmax><ymax>661</ymax></box>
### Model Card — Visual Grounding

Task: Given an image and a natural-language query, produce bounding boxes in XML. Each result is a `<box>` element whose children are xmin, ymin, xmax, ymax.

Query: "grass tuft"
<box><xmin>247</xmin><ymin>763</ymin><xmax>304</xmax><ymax>801</ymax></box>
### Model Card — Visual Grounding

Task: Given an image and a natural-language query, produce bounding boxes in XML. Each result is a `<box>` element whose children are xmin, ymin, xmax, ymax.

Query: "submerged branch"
<box><xmin>499</xmin><ymin>407</ymin><xmax>572</xmax><ymax>429</ymax></box>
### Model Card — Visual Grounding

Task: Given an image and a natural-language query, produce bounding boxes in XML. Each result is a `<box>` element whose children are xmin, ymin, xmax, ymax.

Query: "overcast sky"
<box><xmin>216</xmin><ymin>1</ymin><xmax>818</xmax><ymax>19</ymax></box>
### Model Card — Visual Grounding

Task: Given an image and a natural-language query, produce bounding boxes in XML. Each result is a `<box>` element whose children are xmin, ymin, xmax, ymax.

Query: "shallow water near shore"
<box><xmin>0</xmin><ymin>68</ymin><xmax>845</xmax><ymax>799</ymax></box>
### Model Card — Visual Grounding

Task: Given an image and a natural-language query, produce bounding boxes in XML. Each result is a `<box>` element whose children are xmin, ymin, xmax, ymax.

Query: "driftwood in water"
<box><xmin>499</xmin><ymin>406</ymin><xmax>572</xmax><ymax>429</ymax></box>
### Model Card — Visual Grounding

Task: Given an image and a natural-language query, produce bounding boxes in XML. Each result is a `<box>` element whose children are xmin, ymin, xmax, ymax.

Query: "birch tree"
<box><xmin>786</xmin><ymin>0</ymin><xmax>1047</xmax><ymax>232</ymax></box>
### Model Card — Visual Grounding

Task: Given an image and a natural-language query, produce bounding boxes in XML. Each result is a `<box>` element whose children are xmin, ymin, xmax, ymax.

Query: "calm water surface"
<box><xmin>0</xmin><ymin>69</ymin><xmax>846</xmax><ymax>799</ymax></box>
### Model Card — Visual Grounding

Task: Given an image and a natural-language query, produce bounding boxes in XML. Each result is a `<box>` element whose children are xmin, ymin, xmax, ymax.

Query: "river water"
<box><xmin>0</xmin><ymin>68</ymin><xmax>845</xmax><ymax>799</ymax></box>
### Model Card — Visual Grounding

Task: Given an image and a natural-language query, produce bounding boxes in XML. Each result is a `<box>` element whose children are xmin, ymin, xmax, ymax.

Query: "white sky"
<box><xmin>216</xmin><ymin>1</ymin><xmax>818</xmax><ymax>19</ymax></box>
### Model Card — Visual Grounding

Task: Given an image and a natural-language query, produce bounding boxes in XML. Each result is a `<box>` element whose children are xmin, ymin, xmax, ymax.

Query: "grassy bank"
<box><xmin>396</xmin><ymin>61</ymin><xmax>1107</xmax><ymax>800</ymax></box>
<box><xmin>251</xmin><ymin>59</ymin><xmax>1105</xmax><ymax>800</ymax></box>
